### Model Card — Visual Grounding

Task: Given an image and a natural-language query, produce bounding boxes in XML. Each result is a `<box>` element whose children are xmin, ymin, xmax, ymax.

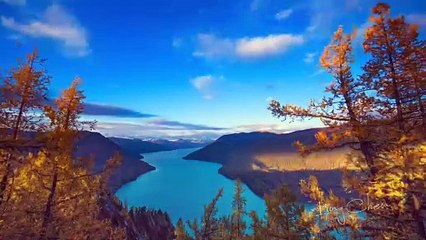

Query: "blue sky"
<box><xmin>1</xmin><ymin>0</ymin><xmax>425</xmax><ymax>139</ymax></box>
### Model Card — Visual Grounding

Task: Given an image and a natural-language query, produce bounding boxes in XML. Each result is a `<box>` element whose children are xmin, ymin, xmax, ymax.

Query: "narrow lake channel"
<box><xmin>115</xmin><ymin>148</ymin><xmax>267</xmax><ymax>225</ymax></box>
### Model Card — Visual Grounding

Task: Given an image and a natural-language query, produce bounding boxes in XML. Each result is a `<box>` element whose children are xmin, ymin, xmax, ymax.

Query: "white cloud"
<box><xmin>1</xmin><ymin>4</ymin><xmax>90</xmax><ymax>57</ymax></box>
<box><xmin>303</xmin><ymin>52</ymin><xmax>317</xmax><ymax>63</ymax></box>
<box><xmin>95</xmin><ymin>120</ymin><xmax>324</xmax><ymax>139</ymax></box>
<box><xmin>236</xmin><ymin>34</ymin><xmax>304</xmax><ymax>58</ymax></box>
<box><xmin>303</xmin><ymin>0</ymin><xmax>363</xmax><ymax>38</ymax></box>
<box><xmin>190</xmin><ymin>75</ymin><xmax>219</xmax><ymax>100</ymax></box>
<box><xmin>352</xmin><ymin>20</ymin><xmax>371</xmax><ymax>46</ymax></box>
<box><xmin>95</xmin><ymin>121</ymin><xmax>226</xmax><ymax>139</ymax></box>
<box><xmin>235</xmin><ymin>120</ymin><xmax>323</xmax><ymax>134</ymax></box>
<box><xmin>1</xmin><ymin>0</ymin><xmax>25</xmax><ymax>5</ymax></box>
<box><xmin>309</xmin><ymin>69</ymin><xmax>325</xmax><ymax>78</ymax></box>
<box><xmin>275</xmin><ymin>9</ymin><xmax>293</xmax><ymax>21</ymax></box>
<box><xmin>193</xmin><ymin>34</ymin><xmax>234</xmax><ymax>59</ymax></box>
<box><xmin>194</xmin><ymin>33</ymin><xmax>304</xmax><ymax>60</ymax></box>
<box><xmin>407</xmin><ymin>14</ymin><xmax>426</xmax><ymax>28</ymax></box>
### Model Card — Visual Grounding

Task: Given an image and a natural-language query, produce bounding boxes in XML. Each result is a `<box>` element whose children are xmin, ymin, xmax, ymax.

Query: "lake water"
<box><xmin>115</xmin><ymin>148</ymin><xmax>266</xmax><ymax>225</ymax></box>
<box><xmin>116</xmin><ymin>148</ymin><xmax>353</xmax><ymax>238</ymax></box>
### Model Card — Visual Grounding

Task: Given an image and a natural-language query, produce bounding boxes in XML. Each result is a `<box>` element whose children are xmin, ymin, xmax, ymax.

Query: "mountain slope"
<box><xmin>184</xmin><ymin>128</ymin><xmax>321</xmax><ymax>171</ymax></box>
<box><xmin>75</xmin><ymin>132</ymin><xmax>155</xmax><ymax>191</ymax></box>
<box><xmin>184</xmin><ymin>128</ymin><xmax>354</xmax><ymax>201</ymax></box>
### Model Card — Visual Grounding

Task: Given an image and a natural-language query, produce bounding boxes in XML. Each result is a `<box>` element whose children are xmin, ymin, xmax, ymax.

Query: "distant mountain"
<box><xmin>184</xmin><ymin>128</ymin><xmax>321</xmax><ymax>171</ymax></box>
<box><xmin>184</xmin><ymin>128</ymin><xmax>354</xmax><ymax>201</ymax></box>
<box><xmin>75</xmin><ymin>132</ymin><xmax>155</xmax><ymax>192</ymax></box>
<box><xmin>109</xmin><ymin>137</ymin><xmax>211</xmax><ymax>155</ymax></box>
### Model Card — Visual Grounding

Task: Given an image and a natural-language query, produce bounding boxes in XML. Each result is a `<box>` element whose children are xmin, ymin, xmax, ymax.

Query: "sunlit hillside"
<box><xmin>252</xmin><ymin>146</ymin><xmax>357</xmax><ymax>171</ymax></box>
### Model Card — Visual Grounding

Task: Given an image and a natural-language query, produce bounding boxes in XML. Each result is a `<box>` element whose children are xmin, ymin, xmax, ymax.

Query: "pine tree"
<box><xmin>217</xmin><ymin>216</ymin><xmax>232</xmax><ymax>239</ymax></box>
<box><xmin>251</xmin><ymin>185</ymin><xmax>311</xmax><ymax>240</ymax></box>
<box><xmin>360</xmin><ymin>3</ymin><xmax>426</xmax><ymax>238</ymax></box>
<box><xmin>175</xmin><ymin>218</ymin><xmax>191</xmax><ymax>240</ymax></box>
<box><xmin>231</xmin><ymin>179</ymin><xmax>246</xmax><ymax>239</ymax></box>
<box><xmin>189</xmin><ymin>188</ymin><xmax>223</xmax><ymax>240</ymax></box>
<box><xmin>362</xmin><ymin>3</ymin><xmax>426</xmax><ymax>134</ymax></box>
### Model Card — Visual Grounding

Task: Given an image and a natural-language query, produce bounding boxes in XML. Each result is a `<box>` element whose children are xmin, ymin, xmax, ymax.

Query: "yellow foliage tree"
<box><xmin>0</xmin><ymin>50</ymin><xmax>50</xmax><ymax>205</ymax></box>
<box><xmin>0</xmin><ymin>79</ymin><xmax>125</xmax><ymax>239</ymax></box>
<box><xmin>269</xmin><ymin>3</ymin><xmax>425</xmax><ymax>239</ymax></box>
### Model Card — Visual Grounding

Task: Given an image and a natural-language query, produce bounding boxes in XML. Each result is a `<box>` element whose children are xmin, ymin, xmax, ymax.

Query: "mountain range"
<box><xmin>75</xmin><ymin>133</ymin><xmax>209</xmax><ymax>191</ymax></box>
<box><xmin>109</xmin><ymin>137</ymin><xmax>211</xmax><ymax>156</ymax></box>
<box><xmin>184</xmin><ymin>128</ymin><xmax>354</xmax><ymax>201</ymax></box>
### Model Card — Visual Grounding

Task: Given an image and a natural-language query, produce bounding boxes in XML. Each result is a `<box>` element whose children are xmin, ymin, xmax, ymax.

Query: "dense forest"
<box><xmin>0</xmin><ymin>2</ymin><xmax>425</xmax><ymax>240</ymax></box>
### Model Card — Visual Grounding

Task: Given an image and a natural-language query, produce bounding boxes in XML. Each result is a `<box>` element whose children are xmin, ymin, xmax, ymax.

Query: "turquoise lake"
<box><xmin>115</xmin><ymin>148</ymin><xmax>267</xmax><ymax>225</ymax></box>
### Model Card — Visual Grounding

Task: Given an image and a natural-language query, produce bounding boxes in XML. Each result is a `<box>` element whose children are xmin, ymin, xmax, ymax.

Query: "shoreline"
<box><xmin>184</xmin><ymin>157</ymin><xmax>353</xmax><ymax>203</ymax></box>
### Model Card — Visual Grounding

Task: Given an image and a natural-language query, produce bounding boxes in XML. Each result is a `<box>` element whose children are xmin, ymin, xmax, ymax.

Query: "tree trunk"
<box><xmin>382</xmin><ymin>23</ymin><xmax>405</xmax><ymax>132</ymax></box>
<box><xmin>39</xmin><ymin>170</ymin><xmax>58</xmax><ymax>240</ymax></box>
<box><xmin>0</xmin><ymin>161</ymin><xmax>11</xmax><ymax>205</ymax></box>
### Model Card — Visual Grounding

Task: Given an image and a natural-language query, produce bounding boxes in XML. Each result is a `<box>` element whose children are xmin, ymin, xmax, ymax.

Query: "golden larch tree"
<box><xmin>0</xmin><ymin>50</ymin><xmax>50</xmax><ymax>206</ymax></box>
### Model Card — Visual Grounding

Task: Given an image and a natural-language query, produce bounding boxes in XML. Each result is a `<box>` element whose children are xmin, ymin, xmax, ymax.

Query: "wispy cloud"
<box><xmin>95</xmin><ymin>120</ymin><xmax>322</xmax><ymax>139</ymax></box>
<box><xmin>46</xmin><ymin>97</ymin><xmax>155</xmax><ymax>118</ymax></box>
<box><xmin>407</xmin><ymin>14</ymin><xmax>426</xmax><ymax>28</ymax></box>
<box><xmin>309</xmin><ymin>69</ymin><xmax>325</xmax><ymax>78</ymax></box>
<box><xmin>82</xmin><ymin>103</ymin><xmax>156</xmax><ymax>118</ymax></box>
<box><xmin>1</xmin><ymin>4</ymin><xmax>90</xmax><ymax>57</ymax></box>
<box><xmin>190</xmin><ymin>75</ymin><xmax>219</xmax><ymax>100</ymax></box>
<box><xmin>303</xmin><ymin>52</ymin><xmax>317</xmax><ymax>63</ymax></box>
<box><xmin>275</xmin><ymin>9</ymin><xmax>293</xmax><ymax>21</ymax></box>
<box><xmin>352</xmin><ymin>20</ymin><xmax>371</xmax><ymax>47</ymax></box>
<box><xmin>194</xmin><ymin>33</ymin><xmax>304</xmax><ymax>60</ymax></box>
<box><xmin>235</xmin><ymin>121</ymin><xmax>323</xmax><ymax>134</ymax></box>
<box><xmin>172</xmin><ymin>37</ymin><xmax>183</xmax><ymax>48</ymax></box>
<box><xmin>193</xmin><ymin>34</ymin><xmax>235</xmax><ymax>59</ymax></box>
<box><xmin>304</xmin><ymin>0</ymin><xmax>362</xmax><ymax>38</ymax></box>
<box><xmin>148</xmin><ymin>119</ymin><xmax>228</xmax><ymax>131</ymax></box>
<box><xmin>265</xmin><ymin>96</ymin><xmax>274</xmax><ymax>103</ymax></box>
<box><xmin>306</xmin><ymin>24</ymin><xmax>317</xmax><ymax>32</ymax></box>
<box><xmin>0</xmin><ymin>0</ymin><xmax>25</xmax><ymax>5</ymax></box>
<box><xmin>95</xmin><ymin>120</ymin><xmax>228</xmax><ymax>139</ymax></box>
<box><xmin>250</xmin><ymin>0</ymin><xmax>262</xmax><ymax>11</ymax></box>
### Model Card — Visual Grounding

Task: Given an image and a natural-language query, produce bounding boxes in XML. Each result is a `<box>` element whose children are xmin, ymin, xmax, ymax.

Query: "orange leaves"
<box><xmin>46</xmin><ymin>77</ymin><xmax>90</xmax><ymax>151</ymax></box>
<box><xmin>294</xmin><ymin>140</ymin><xmax>307</xmax><ymax>153</ymax></box>
<box><xmin>315</xmin><ymin>131</ymin><xmax>332</xmax><ymax>146</ymax></box>
<box><xmin>371</xmin><ymin>3</ymin><xmax>390</xmax><ymax>15</ymax></box>
<box><xmin>270</xmin><ymin>2</ymin><xmax>426</xmax><ymax>238</ymax></box>
<box><xmin>300</xmin><ymin>175</ymin><xmax>325</xmax><ymax>203</ymax></box>
<box><xmin>320</xmin><ymin>25</ymin><xmax>354</xmax><ymax>79</ymax></box>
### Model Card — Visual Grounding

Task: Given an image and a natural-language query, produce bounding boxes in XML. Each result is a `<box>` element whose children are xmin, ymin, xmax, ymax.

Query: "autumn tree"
<box><xmin>359</xmin><ymin>3</ymin><xmax>425</xmax><ymax>238</ymax></box>
<box><xmin>269</xmin><ymin>25</ymin><xmax>380</xmax><ymax>175</ymax></box>
<box><xmin>0</xmin><ymin>50</ymin><xmax>50</xmax><ymax>205</ymax></box>
<box><xmin>250</xmin><ymin>185</ymin><xmax>311</xmax><ymax>240</ymax></box>
<box><xmin>175</xmin><ymin>218</ymin><xmax>191</xmax><ymax>240</ymax></box>
<box><xmin>362</xmin><ymin>3</ymin><xmax>426</xmax><ymax>134</ymax></box>
<box><xmin>269</xmin><ymin>2</ymin><xmax>426</xmax><ymax>239</ymax></box>
<box><xmin>188</xmin><ymin>188</ymin><xmax>224</xmax><ymax>240</ymax></box>
<box><xmin>0</xmin><ymin>79</ymin><xmax>125</xmax><ymax>239</ymax></box>
<box><xmin>231</xmin><ymin>179</ymin><xmax>246</xmax><ymax>239</ymax></box>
